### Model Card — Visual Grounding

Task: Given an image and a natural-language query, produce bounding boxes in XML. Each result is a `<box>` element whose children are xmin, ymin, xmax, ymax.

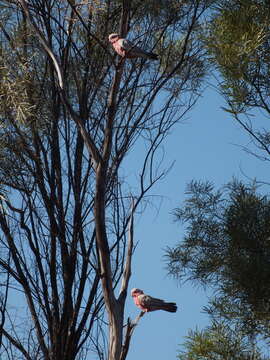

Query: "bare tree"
<box><xmin>0</xmin><ymin>0</ymin><xmax>210</xmax><ymax>359</ymax></box>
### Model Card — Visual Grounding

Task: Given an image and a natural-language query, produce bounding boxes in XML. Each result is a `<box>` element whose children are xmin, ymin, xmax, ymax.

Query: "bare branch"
<box><xmin>2</xmin><ymin>328</ymin><xmax>32</xmax><ymax>360</ymax></box>
<box><xmin>119</xmin><ymin>198</ymin><xmax>135</xmax><ymax>297</ymax></box>
<box><xmin>120</xmin><ymin>312</ymin><xmax>146</xmax><ymax>360</ymax></box>
<box><xmin>18</xmin><ymin>0</ymin><xmax>64</xmax><ymax>89</ymax></box>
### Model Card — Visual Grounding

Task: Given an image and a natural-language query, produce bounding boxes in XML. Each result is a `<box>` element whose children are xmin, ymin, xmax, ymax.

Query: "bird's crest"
<box><xmin>131</xmin><ymin>288</ymin><xmax>144</xmax><ymax>296</ymax></box>
<box><xmin>108</xmin><ymin>33</ymin><xmax>119</xmax><ymax>42</ymax></box>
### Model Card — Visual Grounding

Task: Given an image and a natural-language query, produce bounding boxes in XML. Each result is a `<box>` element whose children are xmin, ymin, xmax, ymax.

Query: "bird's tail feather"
<box><xmin>163</xmin><ymin>302</ymin><xmax>177</xmax><ymax>313</ymax></box>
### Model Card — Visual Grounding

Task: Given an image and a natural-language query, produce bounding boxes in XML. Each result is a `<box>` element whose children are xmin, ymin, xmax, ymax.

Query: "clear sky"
<box><xmin>126</xmin><ymin>85</ymin><xmax>270</xmax><ymax>360</ymax></box>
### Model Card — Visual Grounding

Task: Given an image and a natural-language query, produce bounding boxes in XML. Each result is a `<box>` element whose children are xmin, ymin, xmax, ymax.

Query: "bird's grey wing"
<box><xmin>139</xmin><ymin>294</ymin><xmax>164</xmax><ymax>307</ymax></box>
<box><xmin>119</xmin><ymin>38</ymin><xmax>139</xmax><ymax>51</ymax></box>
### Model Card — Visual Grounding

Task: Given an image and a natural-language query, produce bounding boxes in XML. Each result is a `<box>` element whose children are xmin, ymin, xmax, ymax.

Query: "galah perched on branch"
<box><xmin>108</xmin><ymin>33</ymin><xmax>159</xmax><ymax>60</ymax></box>
<box><xmin>131</xmin><ymin>288</ymin><xmax>177</xmax><ymax>313</ymax></box>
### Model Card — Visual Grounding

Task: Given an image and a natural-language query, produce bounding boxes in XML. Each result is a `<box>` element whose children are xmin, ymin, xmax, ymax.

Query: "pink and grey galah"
<box><xmin>108</xmin><ymin>33</ymin><xmax>159</xmax><ymax>60</ymax></box>
<box><xmin>131</xmin><ymin>288</ymin><xmax>177</xmax><ymax>313</ymax></box>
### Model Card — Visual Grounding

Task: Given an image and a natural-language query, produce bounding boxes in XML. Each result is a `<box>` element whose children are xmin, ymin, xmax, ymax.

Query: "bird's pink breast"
<box><xmin>134</xmin><ymin>295</ymin><xmax>148</xmax><ymax>311</ymax></box>
<box><xmin>113</xmin><ymin>41</ymin><xmax>126</xmax><ymax>57</ymax></box>
<box><xmin>133</xmin><ymin>296</ymin><xmax>144</xmax><ymax>310</ymax></box>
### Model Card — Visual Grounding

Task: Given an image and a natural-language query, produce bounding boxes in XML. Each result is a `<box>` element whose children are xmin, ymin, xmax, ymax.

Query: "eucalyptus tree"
<box><xmin>0</xmin><ymin>0</ymin><xmax>210</xmax><ymax>359</ymax></box>
<box><xmin>205</xmin><ymin>0</ymin><xmax>270</xmax><ymax>162</ymax></box>
<box><xmin>166</xmin><ymin>2</ymin><xmax>270</xmax><ymax>356</ymax></box>
<box><xmin>178</xmin><ymin>321</ymin><xmax>268</xmax><ymax>360</ymax></box>
<box><xmin>167</xmin><ymin>180</ymin><xmax>270</xmax><ymax>339</ymax></box>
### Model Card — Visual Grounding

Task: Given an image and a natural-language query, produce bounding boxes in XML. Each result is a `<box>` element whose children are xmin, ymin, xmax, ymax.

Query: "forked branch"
<box><xmin>120</xmin><ymin>312</ymin><xmax>146</xmax><ymax>360</ymax></box>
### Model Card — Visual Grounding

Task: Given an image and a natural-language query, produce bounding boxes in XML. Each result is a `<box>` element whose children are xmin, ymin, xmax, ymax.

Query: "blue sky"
<box><xmin>126</xmin><ymin>85</ymin><xmax>270</xmax><ymax>360</ymax></box>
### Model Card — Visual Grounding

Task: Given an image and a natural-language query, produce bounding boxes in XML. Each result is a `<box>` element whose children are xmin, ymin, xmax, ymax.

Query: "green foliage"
<box><xmin>167</xmin><ymin>180</ymin><xmax>270</xmax><ymax>334</ymax></box>
<box><xmin>224</xmin><ymin>187</ymin><xmax>270</xmax><ymax>313</ymax></box>
<box><xmin>0</xmin><ymin>21</ymin><xmax>50</xmax><ymax>128</ymax></box>
<box><xmin>157</xmin><ymin>33</ymin><xmax>206</xmax><ymax>95</ymax></box>
<box><xmin>178</xmin><ymin>322</ymin><xmax>266</xmax><ymax>360</ymax></box>
<box><xmin>0</xmin><ymin>60</ymin><xmax>37</xmax><ymax>123</ymax></box>
<box><xmin>204</xmin><ymin>0</ymin><xmax>270</xmax><ymax>112</ymax></box>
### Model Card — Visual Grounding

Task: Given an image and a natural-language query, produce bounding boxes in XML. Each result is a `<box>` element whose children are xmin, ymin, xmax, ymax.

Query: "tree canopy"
<box><xmin>204</xmin><ymin>0</ymin><xmax>270</xmax><ymax>161</ymax></box>
<box><xmin>178</xmin><ymin>321</ymin><xmax>267</xmax><ymax>360</ymax></box>
<box><xmin>0</xmin><ymin>0</ymin><xmax>211</xmax><ymax>359</ymax></box>
<box><xmin>167</xmin><ymin>0</ymin><xmax>270</xmax><ymax>358</ymax></box>
<box><xmin>206</xmin><ymin>0</ymin><xmax>270</xmax><ymax>111</ymax></box>
<box><xmin>167</xmin><ymin>180</ymin><xmax>270</xmax><ymax>336</ymax></box>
